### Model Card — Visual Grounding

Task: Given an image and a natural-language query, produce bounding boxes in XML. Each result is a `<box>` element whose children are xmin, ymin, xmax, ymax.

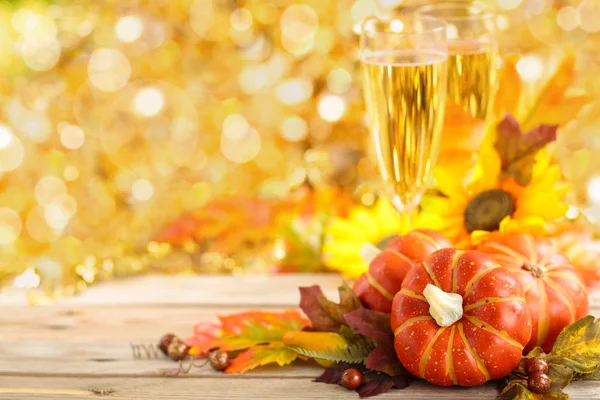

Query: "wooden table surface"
<box><xmin>1</xmin><ymin>274</ymin><xmax>599</xmax><ymax>399</ymax></box>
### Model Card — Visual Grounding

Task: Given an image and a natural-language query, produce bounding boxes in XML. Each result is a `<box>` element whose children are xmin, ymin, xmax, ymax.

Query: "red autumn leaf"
<box><xmin>225</xmin><ymin>342</ymin><xmax>300</xmax><ymax>374</ymax></box>
<box><xmin>344</xmin><ymin>308</ymin><xmax>406</xmax><ymax>377</ymax></box>
<box><xmin>314</xmin><ymin>363</ymin><xmax>412</xmax><ymax>398</ymax></box>
<box><xmin>299</xmin><ymin>283</ymin><xmax>362</xmax><ymax>333</ymax></box>
<box><xmin>495</xmin><ymin>114</ymin><xmax>558</xmax><ymax>185</ymax></box>
<box><xmin>185</xmin><ymin>310</ymin><xmax>309</xmax><ymax>356</ymax></box>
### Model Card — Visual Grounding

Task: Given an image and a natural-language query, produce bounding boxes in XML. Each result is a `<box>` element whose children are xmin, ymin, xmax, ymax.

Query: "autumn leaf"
<box><xmin>345</xmin><ymin>308</ymin><xmax>405</xmax><ymax>377</ymax></box>
<box><xmin>299</xmin><ymin>283</ymin><xmax>362</xmax><ymax>333</ymax></box>
<box><xmin>575</xmin><ymin>366</ymin><xmax>600</xmax><ymax>381</ymax></box>
<box><xmin>520</xmin><ymin>52</ymin><xmax>592</xmax><ymax>132</ymax></box>
<box><xmin>186</xmin><ymin>310</ymin><xmax>309</xmax><ymax>356</ymax></box>
<box><xmin>495</xmin><ymin>54</ymin><xmax>522</xmax><ymax>120</ymax></box>
<box><xmin>494</xmin><ymin>115</ymin><xmax>557</xmax><ymax>185</ymax></box>
<box><xmin>357</xmin><ymin>373</ymin><xmax>411</xmax><ymax>399</ymax></box>
<box><xmin>225</xmin><ymin>342</ymin><xmax>299</xmax><ymax>373</ymax></box>
<box><xmin>314</xmin><ymin>363</ymin><xmax>411</xmax><ymax>398</ymax></box>
<box><xmin>283</xmin><ymin>331</ymin><xmax>375</xmax><ymax>363</ymax></box>
<box><xmin>498</xmin><ymin>381</ymin><xmax>568</xmax><ymax>400</ymax></box>
<box><xmin>547</xmin><ymin>316</ymin><xmax>600</xmax><ymax>374</ymax></box>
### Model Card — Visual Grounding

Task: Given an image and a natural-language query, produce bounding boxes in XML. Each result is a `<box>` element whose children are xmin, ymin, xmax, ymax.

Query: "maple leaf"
<box><xmin>520</xmin><ymin>52</ymin><xmax>592</xmax><ymax>132</ymax></box>
<box><xmin>186</xmin><ymin>310</ymin><xmax>309</xmax><ymax>356</ymax></box>
<box><xmin>225</xmin><ymin>342</ymin><xmax>299</xmax><ymax>373</ymax></box>
<box><xmin>494</xmin><ymin>114</ymin><xmax>557</xmax><ymax>185</ymax></box>
<box><xmin>299</xmin><ymin>283</ymin><xmax>362</xmax><ymax>333</ymax></box>
<box><xmin>344</xmin><ymin>308</ymin><xmax>406</xmax><ymax>377</ymax></box>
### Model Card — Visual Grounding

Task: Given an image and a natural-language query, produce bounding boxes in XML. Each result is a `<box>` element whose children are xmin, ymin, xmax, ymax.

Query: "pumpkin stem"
<box><xmin>523</xmin><ymin>262</ymin><xmax>546</xmax><ymax>278</ymax></box>
<box><xmin>423</xmin><ymin>284</ymin><xmax>463</xmax><ymax>327</ymax></box>
<box><xmin>360</xmin><ymin>243</ymin><xmax>382</xmax><ymax>266</ymax></box>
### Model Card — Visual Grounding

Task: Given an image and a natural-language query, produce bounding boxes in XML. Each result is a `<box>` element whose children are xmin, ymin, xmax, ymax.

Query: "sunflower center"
<box><xmin>463</xmin><ymin>189</ymin><xmax>515</xmax><ymax>233</ymax></box>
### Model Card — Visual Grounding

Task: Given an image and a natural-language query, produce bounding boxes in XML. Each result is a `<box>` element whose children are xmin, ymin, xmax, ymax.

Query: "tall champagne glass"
<box><xmin>417</xmin><ymin>1</ymin><xmax>498</xmax><ymax>182</ymax></box>
<box><xmin>360</xmin><ymin>16</ymin><xmax>448</xmax><ymax>221</ymax></box>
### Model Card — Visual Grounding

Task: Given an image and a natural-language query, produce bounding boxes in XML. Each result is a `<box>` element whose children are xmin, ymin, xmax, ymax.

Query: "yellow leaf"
<box><xmin>548</xmin><ymin>316</ymin><xmax>600</xmax><ymax>374</ymax></box>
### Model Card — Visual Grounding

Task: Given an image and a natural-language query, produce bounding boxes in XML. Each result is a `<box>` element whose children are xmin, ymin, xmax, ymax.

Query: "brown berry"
<box><xmin>159</xmin><ymin>333</ymin><xmax>176</xmax><ymax>356</ymax></box>
<box><xmin>528</xmin><ymin>371</ymin><xmax>552</xmax><ymax>394</ymax></box>
<box><xmin>209</xmin><ymin>350</ymin><xmax>230</xmax><ymax>371</ymax></box>
<box><xmin>340</xmin><ymin>368</ymin><xmax>363</xmax><ymax>390</ymax></box>
<box><xmin>167</xmin><ymin>340</ymin><xmax>190</xmax><ymax>361</ymax></box>
<box><xmin>525</xmin><ymin>357</ymin><xmax>548</xmax><ymax>375</ymax></box>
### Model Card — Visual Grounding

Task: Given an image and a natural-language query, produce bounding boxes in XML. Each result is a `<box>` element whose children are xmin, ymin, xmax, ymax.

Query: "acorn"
<box><xmin>167</xmin><ymin>340</ymin><xmax>190</xmax><ymax>361</ymax></box>
<box><xmin>159</xmin><ymin>333</ymin><xmax>176</xmax><ymax>356</ymax></box>
<box><xmin>208</xmin><ymin>350</ymin><xmax>230</xmax><ymax>371</ymax></box>
<box><xmin>528</xmin><ymin>371</ymin><xmax>552</xmax><ymax>394</ymax></box>
<box><xmin>340</xmin><ymin>368</ymin><xmax>363</xmax><ymax>390</ymax></box>
<box><xmin>525</xmin><ymin>357</ymin><xmax>549</xmax><ymax>375</ymax></box>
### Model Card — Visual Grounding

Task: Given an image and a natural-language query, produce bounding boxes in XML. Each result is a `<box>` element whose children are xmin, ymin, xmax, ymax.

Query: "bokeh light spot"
<box><xmin>134</xmin><ymin>87</ymin><xmax>164</xmax><ymax>117</ymax></box>
<box><xmin>498</xmin><ymin>0</ymin><xmax>522</xmax><ymax>10</ymax></box>
<box><xmin>132</xmin><ymin>179</ymin><xmax>154</xmax><ymax>201</ymax></box>
<box><xmin>280</xmin><ymin>116</ymin><xmax>308</xmax><ymax>142</ymax></box>
<box><xmin>116</xmin><ymin>15</ymin><xmax>144</xmax><ymax>43</ymax></box>
<box><xmin>222</xmin><ymin>114</ymin><xmax>250</xmax><ymax>141</ymax></box>
<box><xmin>0</xmin><ymin>208</ymin><xmax>22</xmax><ymax>244</ymax></box>
<box><xmin>88</xmin><ymin>48</ymin><xmax>131</xmax><ymax>92</ymax></box>
<box><xmin>221</xmin><ymin>127</ymin><xmax>261</xmax><ymax>163</ymax></box>
<box><xmin>231</xmin><ymin>8</ymin><xmax>253</xmax><ymax>31</ymax></box>
<box><xmin>34</xmin><ymin>176</ymin><xmax>67</xmax><ymax>206</ymax></box>
<box><xmin>516</xmin><ymin>55</ymin><xmax>544</xmax><ymax>83</ymax></box>
<box><xmin>588</xmin><ymin>176</ymin><xmax>600</xmax><ymax>204</ymax></box>
<box><xmin>0</xmin><ymin>125</ymin><xmax>14</xmax><ymax>149</ymax></box>
<box><xmin>276</xmin><ymin>78</ymin><xmax>313</xmax><ymax>105</ymax></box>
<box><xmin>0</xmin><ymin>132</ymin><xmax>25</xmax><ymax>172</ymax></box>
<box><xmin>60</xmin><ymin>125</ymin><xmax>86</xmax><ymax>150</ymax></box>
<box><xmin>318</xmin><ymin>95</ymin><xmax>346</xmax><ymax>122</ymax></box>
<box><xmin>557</xmin><ymin>6</ymin><xmax>580</xmax><ymax>31</ymax></box>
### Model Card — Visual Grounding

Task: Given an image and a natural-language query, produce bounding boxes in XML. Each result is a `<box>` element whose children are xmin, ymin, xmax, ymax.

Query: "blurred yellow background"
<box><xmin>0</xmin><ymin>0</ymin><xmax>599</xmax><ymax>301</ymax></box>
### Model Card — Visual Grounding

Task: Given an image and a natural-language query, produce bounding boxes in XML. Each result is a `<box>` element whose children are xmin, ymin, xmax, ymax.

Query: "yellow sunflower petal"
<box><xmin>435</xmin><ymin>167</ymin><xmax>468</xmax><ymax>200</ymax></box>
<box><xmin>499</xmin><ymin>215</ymin><xmax>547</xmax><ymax>236</ymax></box>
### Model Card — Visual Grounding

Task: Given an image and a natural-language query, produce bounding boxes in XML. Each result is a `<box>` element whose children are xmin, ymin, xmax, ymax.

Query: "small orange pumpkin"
<box><xmin>476</xmin><ymin>232</ymin><xmax>589</xmax><ymax>353</ymax></box>
<box><xmin>353</xmin><ymin>230</ymin><xmax>451</xmax><ymax>313</ymax></box>
<box><xmin>391</xmin><ymin>249</ymin><xmax>531</xmax><ymax>386</ymax></box>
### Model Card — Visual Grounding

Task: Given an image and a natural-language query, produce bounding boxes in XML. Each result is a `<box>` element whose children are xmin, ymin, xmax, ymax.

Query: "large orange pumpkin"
<box><xmin>391</xmin><ymin>249</ymin><xmax>531</xmax><ymax>386</ymax></box>
<box><xmin>476</xmin><ymin>232</ymin><xmax>589</xmax><ymax>353</ymax></box>
<box><xmin>353</xmin><ymin>229</ymin><xmax>451</xmax><ymax>313</ymax></box>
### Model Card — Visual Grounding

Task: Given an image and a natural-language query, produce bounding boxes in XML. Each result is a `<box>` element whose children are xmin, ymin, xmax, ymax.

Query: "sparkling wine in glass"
<box><xmin>417</xmin><ymin>1</ymin><xmax>498</xmax><ymax>182</ymax></box>
<box><xmin>360</xmin><ymin>16</ymin><xmax>448</xmax><ymax>220</ymax></box>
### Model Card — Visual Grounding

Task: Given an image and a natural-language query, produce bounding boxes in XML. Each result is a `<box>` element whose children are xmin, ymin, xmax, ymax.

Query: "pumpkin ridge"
<box><xmin>462</xmin><ymin>314</ymin><xmax>524</xmax><ymax>350</ymax></box>
<box><xmin>457</xmin><ymin>322</ymin><xmax>490</xmax><ymax>380</ymax></box>
<box><xmin>451</xmin><ymin>251</ymin><xmax>464</xmax><ymax>293</ymax></box>
<box><xmin>419</xmin><ymin>327</ymin><xmax>447</xmax><ymax>378</ymax></box>
<box><xmin>365</xmin><ymin>272</ymin><xmax>394</xmax><ymax>301</ymax></box>
<box><xmin>523</xmin><ymin>278</ymin><xmax>536</xmax><ymax>292</ymax></box>
<box><xmin>394</xmin><ymin>315</ymin><xmax>433</xmax><ymax>336</ymax></box>
<box><xmin>482</xmin><ymin>242</ymin><xmax>529</xmax><ymax>264</ymax></box>
<box><xmin>423</xmin><ymin>261</ymin><xmax>442</xmax><ymax>288</ymax></box>
<box><xmin>536</xmin><ymin>279</ymin><xmax>549</xmax><ymax>347</ymax></box>
<box><xmin>546</xmin><ymin>271</ymin><xmax>588</xmax><ymax>293</ymax></box>
<box><xmin>543</xmin><ymin>277</ymin><xmax>575</xmax><ymax>321</ymax></box>
<box><xmin>523</xmin><ymin>235</ymin><xmax>537</xmax><ymax>264</ymax></box>
<box><xmin>410</xmin><ymin>231</ymin><xmax>443</xmax><ymax>250</ymax></box>
<box><xmin>463</xmin><ymin>296</ymin><xmax>525</xmax><ymax>312</ymax></box>
<box><xmin>388</xmin><ymin>249</ymin><xmax>416</xmax><ymax>267</ymax></box>
<box><xmin>464</xmin><ymin>265</ymin><xmax>501</xmax><ymax>297</ymax></box>
<box><xmin>399</xmin><ymin>288</ymin><xmax>426</xmax><ymax>302</ymax></box>
<box><xmin>446</xmin><ymin>325</ymin><xmax>457</xmax><ymax>385</ymax></box>
<box><xmin>484</xmin><ymin>253</ymin><xmax>516</xmax><ymax>265</ymax></box>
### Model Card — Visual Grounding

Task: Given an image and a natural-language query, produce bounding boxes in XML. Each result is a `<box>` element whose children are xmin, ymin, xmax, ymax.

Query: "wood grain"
<box><xmin>0</xmin><ymin>275</ymin><xmax>598</xmax><ymax>399</ymax></box>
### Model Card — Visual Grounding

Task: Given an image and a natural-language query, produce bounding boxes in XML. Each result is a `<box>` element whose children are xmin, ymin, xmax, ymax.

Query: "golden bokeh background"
<box><xmin>0</xmin><ymin>0</ymin><xmax>599</xmax><ymax>302</ymax></box>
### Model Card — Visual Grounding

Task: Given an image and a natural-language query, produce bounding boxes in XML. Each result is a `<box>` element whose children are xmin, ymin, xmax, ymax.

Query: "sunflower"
<box><xmin>422</xmin><ymin>145</ymin><xmax>569</xmax><ymax>249</ymax></box>
<box><xmin>323</xmin><ymin>199</ymin><xmax>429</xmax><ymax>278</ymax></box>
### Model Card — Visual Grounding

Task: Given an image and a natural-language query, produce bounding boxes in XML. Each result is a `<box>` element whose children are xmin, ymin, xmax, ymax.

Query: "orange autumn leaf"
<box><xmin>224</xmin><ymin>342</ymin><xmax>299</xmax><ymax>373</ymax></box>
<box><xmin>185</xmin><ymin>310</ymin><xmax>309</xmax><ymax>357</ymax></box>
<box><xmin>495</xmin><ymin>54</ymin><xmax>522</xmax><ymax>119</ymax></box>
<box><xmin>520</xmin><ymin>52</ymin><xmax>593</xmax><ymax>132</ymax></box>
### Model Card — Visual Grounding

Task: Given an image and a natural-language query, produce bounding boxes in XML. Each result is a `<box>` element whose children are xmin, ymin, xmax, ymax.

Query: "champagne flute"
<box><xmin>360</xmin><ymin>16</ymin><xmax>448</xmax><ymax>223</ymax></box>
<box><xmin>416</xmin><ymin>1</ymin><xmax>498</xmax><ymax>182</ymax></box>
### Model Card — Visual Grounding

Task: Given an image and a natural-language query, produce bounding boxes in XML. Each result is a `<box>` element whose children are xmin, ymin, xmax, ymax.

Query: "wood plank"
<box><xmin>0</xmin><ymin>306</ymin><xmax>250</xmax><ymax>340</ymax></box>
<box><xmin>52</xmin><ymin>275</ymin><xmax>344</xmax><ymax>307</ymax></box>
<box><xmin>0</xmin><ymin>376</ymin><xmax>598</xmax><ymax>400</ymax></box>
